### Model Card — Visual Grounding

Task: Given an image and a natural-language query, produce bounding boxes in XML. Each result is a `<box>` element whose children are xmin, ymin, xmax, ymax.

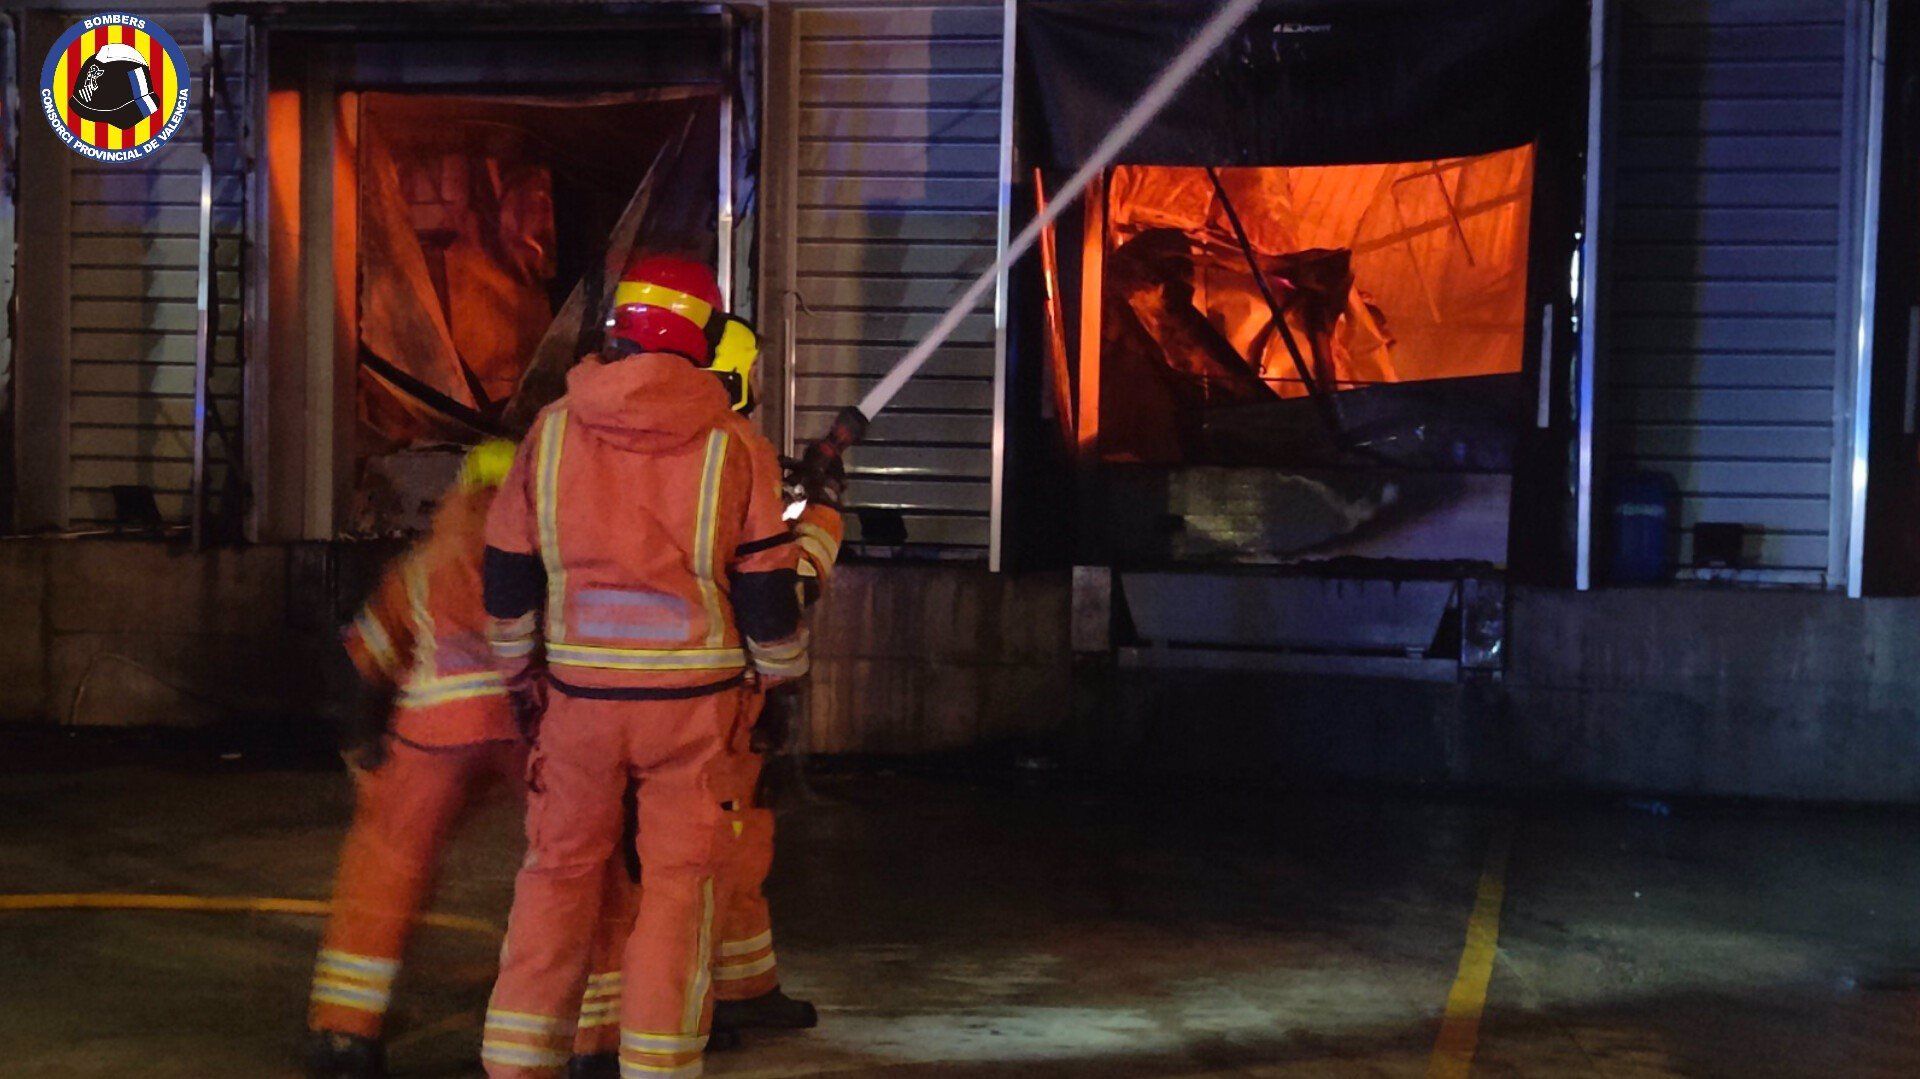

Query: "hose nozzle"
<box><xmin>790</xmin><ymin>405</ymin><xmax>868</xmax><ymax>507</ymax></box>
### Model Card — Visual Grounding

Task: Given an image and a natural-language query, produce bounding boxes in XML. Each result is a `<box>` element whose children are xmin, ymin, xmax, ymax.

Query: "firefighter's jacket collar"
<box><xmin>565</xmin><ymin>353</ymin><xmax>733</xmax><ymax>453</ymax></box>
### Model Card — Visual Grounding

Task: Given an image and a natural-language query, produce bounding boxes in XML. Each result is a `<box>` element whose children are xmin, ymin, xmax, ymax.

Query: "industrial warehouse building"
<box><xmin>9</xmin><ymin>4</ymin><xmax>1920</xmax><ymax>1078</ymax></box>
<box><xmin>0</xmin><ymin>0</ymin><xmax>1915</xmax><ymax>802</ymax></box>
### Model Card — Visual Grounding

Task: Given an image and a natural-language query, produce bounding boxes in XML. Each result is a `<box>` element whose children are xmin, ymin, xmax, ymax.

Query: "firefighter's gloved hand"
<box><xmin>344</xmin><ymin>736</ymin><xmax>389</xmax><ymax>776</ymax></box>
<box><xmin>509</xmin><ymin>676</ymin><xmax>548</xmax><ymax>741</ymax></box>
<box><xmin>805</xmin><ymin>454</ymin><xmax>847</xmax><ymax>510</ymax></box>
<box><xmin>340</xmin><ymin>682</ymin><xmax>394</xmax><ymax>773</ymax></box>
<box><xmin>752</xmin><ymin>684</ymin><xmax>799</xmax><ymax>755</ymax></box>
<box><xmin>781</xmin><ymin>453</ymin><xmax>847</xmax><ymax>512</ymax></box>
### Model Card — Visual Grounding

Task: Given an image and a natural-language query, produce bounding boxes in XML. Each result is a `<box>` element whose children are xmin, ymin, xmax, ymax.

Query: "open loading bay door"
<box><xmin>351</xmin><ymin>91</ymin><xmax>719</xmax><ymax>459</ymax></box>
<box><xmin>1019</xmin><ymin>0</ymin><xmax>1582</xmax><ymax>573</ymax></box>
<box><xmin>251</xmin><ymin>8</ymin><xmax>745</xmax><ymax>539</ymax></box>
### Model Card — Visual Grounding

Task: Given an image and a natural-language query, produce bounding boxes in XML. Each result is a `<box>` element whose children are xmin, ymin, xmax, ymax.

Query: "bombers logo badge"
<box><xmin>39</xmin><ymin>12</ymin><xmax>191</xmax><ymax>162</ymax></box>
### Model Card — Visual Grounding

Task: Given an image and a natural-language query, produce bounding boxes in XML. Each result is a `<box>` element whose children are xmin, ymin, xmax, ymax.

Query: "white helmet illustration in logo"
<box><xmin>70</xmin><ymin>43</ymin><xmax>160</xmax><ymax>130</ymax></box>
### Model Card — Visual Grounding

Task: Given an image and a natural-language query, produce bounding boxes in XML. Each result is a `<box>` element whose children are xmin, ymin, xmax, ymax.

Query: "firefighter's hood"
<box><xmin>564</xmin><ymin>352</ymin><xmax>734</xmax><ymax>451</ymax></box>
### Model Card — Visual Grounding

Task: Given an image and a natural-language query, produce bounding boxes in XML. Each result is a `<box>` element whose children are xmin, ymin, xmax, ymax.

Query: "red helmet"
<box><xmin>606</xmin><ymin>254</ymin><xmax>725</xmax><ymax>362</ymax></box>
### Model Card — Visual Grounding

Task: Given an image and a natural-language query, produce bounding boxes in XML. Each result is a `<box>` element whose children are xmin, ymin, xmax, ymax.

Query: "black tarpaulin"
<box><xmin>1019</xmin><ymin>0</ymin><xmax>1580</xmax><ymax>169</ymax></box>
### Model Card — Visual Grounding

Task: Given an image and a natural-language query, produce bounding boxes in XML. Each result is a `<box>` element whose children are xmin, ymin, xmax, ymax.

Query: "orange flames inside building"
<box><xmin>1060</xmin><ymin>145</ymin><xmax>1536</xmax><ymax>465</ymax></box>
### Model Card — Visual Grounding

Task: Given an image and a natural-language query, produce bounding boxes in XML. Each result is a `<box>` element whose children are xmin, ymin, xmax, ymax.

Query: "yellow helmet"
<box><xmin>459</xmin><ymin>438</ymin><xmax>518</xmax><ymax>489</ymax></box>
<box><xmin>709</xmin><ymin>316</ymin><xmax>760</xmax><ymax>413</ymax></box>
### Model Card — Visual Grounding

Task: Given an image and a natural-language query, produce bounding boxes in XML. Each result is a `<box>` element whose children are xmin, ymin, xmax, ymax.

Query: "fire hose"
<box><xmin>787</xmin><ymin>0</ymin><xmax>1265</xmax><ymax>496</ymax></box>
<box><xmin>774</xmin><ymin>0</ymin><xmax>1264</xmax><ymax>798</ymax></box>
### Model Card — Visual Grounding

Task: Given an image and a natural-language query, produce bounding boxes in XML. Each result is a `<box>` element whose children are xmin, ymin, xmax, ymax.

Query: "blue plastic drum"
<box><xmin>1609</xmin><ymin>470</ymin><xmax>1677</xmax><ymax>584</ymax></box>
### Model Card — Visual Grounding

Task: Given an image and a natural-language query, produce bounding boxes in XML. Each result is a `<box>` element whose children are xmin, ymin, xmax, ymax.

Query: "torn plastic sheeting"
<box><xmin>355</xmin><ymin>104</ymin><xmax>484</xmax><ymax>450</ymax></box>
<box><xmin>505</xmin><ymin>98</ymin><xmax>723</xmax><ymax>433</ymax></box>
<box><xmin>354</xmin><ymin>89</ymin><xmax>721</xmax><ymax>450</ymax></box>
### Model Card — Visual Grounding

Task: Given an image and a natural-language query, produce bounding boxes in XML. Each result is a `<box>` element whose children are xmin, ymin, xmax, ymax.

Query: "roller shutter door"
<box><xmin>790</xmin><ymin>4</ymin><xmax>1002</xmax><ymax>556</ymax></box>
<box><xmin>65</xmin><ymin>8</ymin><xmax>246</xmax><ymax>527</ymax></box>
<box><xmin>1604</xmin><ymin>0</ymin><xmax>1850</xmax><ymax>583</ymax></box>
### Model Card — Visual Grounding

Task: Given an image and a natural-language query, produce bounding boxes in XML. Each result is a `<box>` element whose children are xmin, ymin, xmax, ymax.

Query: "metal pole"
<box><xmin>855</xmin><ymin>0</ymin><xmax>1261</xmax><ymax>421</ymax></box>
<box><xmin>716</xmin><ymin>7</ymin><xmax>736</xmax><ymax>308</ymax></box>
<box><xmin>1902</xmin><ymin>305</ymin><xmax>1918</xmax><ymax>436</ymax></box>
<box><xmin>1574</xmin><ymin>0</ymin><xmax>1609</xmax><ymax>591</ymax></box>
<box><xmin>1536</xmin><ymin>303</ymin><xmax>1554</xmax><ymax>430</ymax></box>
<box><xmin>190</xmin><ymin>13</ymin><xmax>217</xmax><ymax>548</ymax></box>
<box><xmin>777</xmin><ymin>6</ymin><xmax>800</xmax><ymax>459</ymax></box>
<box><xmin>1843</xmin><ymin>0</ymin><xmax>1888</xmax><ymax>598</ymax></box>
<box><xmin>987</xmin><ymin>0</ymin><xmax>1017</xmax><ymax>572</ymax></box>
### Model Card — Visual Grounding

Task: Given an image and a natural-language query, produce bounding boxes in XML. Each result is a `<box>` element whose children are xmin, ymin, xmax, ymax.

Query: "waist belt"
<box><xmin>548</xmin><ymin>672</ymin><xmax>746</xmax><ymax>701</ymax></box>
<box><xmin>547</xmin><ymin>642</ymin><xmax>747</xmax><ymax>672</ymax></box>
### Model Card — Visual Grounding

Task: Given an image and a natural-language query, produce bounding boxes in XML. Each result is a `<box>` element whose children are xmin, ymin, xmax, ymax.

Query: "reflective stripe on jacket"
<box><xmin>793</xmin><ymin>502</ymin><xmax>843</xmax><ymax>585</ymax></box>
<box><xmin>342</xmin><ymin>486</ymin><xmax>520</xmax><ymax>746</ymax></box>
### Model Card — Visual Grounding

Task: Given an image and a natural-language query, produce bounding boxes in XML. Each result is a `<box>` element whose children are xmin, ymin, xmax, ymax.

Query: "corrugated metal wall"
<box><xmin>1605</xmin><ymin>0</ymin><xmax>1851</xmax><ymax>583</ymax></box>
<box><xmin>64</xmin><ymin>10</ymin><xmax>245</xmax><ymax>526</ymax></box>
<box><xmin>789</xmin><ymin>3</ymin><xmax>1002</xmax><ymax>556</ymax></box>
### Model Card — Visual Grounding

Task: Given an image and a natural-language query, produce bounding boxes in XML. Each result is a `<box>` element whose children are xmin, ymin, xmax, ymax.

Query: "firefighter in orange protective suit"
<box><xmin>675</xmin><ymin>316</ymin><xmax>844</xmax><ymax>1036</ymax></box>
<box><xmin>701</xmin><ymin>516</ymin><xmax>840</xmax><ymax>1023</ymax></box>
<box><xmin>478</xmin><ymin>255</ymin><xmax>814</xmax><ymax>1079</ymax></box>
<box><xmin>708</xmin><ymin>493</ymin><xmax>841</xmax><ymax>1031</ymax></box>
<box><xmin>306</xmin><ymin>441</ymin><xmax>629</xmax><ymax>1079</ymax></box>
<box><xmin>565</xmin><ymin>310</ymin><xmax>846</xmax><ymax>1077</ymax></box>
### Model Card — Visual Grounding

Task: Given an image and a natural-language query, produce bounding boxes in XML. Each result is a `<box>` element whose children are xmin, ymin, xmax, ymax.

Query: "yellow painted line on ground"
<box><xmin>0</xmin><ymin>893</ymin><xmax>501</xmax><ymax>937</ymax></box>
<box><xmin>1428</xmin><ymin>820</ymin><xmax>1515</xmax><ymax>1079</ymax></box>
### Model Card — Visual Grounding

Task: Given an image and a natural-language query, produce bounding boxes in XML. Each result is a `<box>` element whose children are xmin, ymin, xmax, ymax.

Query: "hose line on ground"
<box><xmin>0</xmin><ymin>893</ymin><xmax>500</xmax><ymax>937</ymax></box>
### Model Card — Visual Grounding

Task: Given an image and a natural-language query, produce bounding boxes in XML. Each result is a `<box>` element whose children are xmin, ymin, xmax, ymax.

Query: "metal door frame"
<box><xmin>1574</xmin><ymin>0</ymin><xmax>1611</xmax><ymax>591</ymax></box>
<box><xmin>989</xmin><ymin>0</ymin><xmax>1016</xmax><ymax>571</ymax></box>
<box><xmin>237</xmin><ymin>4</ymin><xmax>739</xmax><ymax>541</ymax></box>
<box><xmin>1839</xmin><ymin>0</ymin><xmax>1889</xmax><ymax>596</ymax></box>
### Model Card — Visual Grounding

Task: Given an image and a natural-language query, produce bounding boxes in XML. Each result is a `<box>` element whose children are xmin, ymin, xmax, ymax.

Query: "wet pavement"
<box><xmin>1</xmin><ymin>735</ymin><xmax>1918</xmax><ymax>1077</ymax></box>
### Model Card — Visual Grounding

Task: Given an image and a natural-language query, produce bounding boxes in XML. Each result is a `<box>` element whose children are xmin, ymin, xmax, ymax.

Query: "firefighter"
<box><xmin>698</xmin><ymin>315</ymin><xmax>843</xmax><ymax>1034</ymax></box>
<box><xmin>478</xmin><ymin>255</ymin><xmax>812</xmax><ymax>1079</ymax></box>
<box><xmin>565</xmin><ymin>314</ymin><xmax>845</xmax><ymax>1077</ymax></box>
<box><xmin>306</xmin><ymin>441</ymin><xmax>631</xmax><ymax>1079</ymax></box>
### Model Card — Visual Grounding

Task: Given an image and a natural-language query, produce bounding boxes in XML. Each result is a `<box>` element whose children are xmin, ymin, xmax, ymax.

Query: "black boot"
<box><xmin>305</xmin><ymin>1031</ymin><xmax>387</xmax><ymax>1079</ymax></box>
<box><xmin>567</xmin><ymin>1053</ymin><xmax>619</xmax><ymax>1079</ymax></box>
<box><xmin>712</xmin><ymin>988</ymin><xmax>819</xmax><ymax>1032</ymax></box>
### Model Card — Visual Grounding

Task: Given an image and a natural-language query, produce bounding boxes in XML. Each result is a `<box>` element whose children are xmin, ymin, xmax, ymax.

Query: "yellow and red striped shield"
<box><xmin>39</xmin><ymin>13</ymin><xmax>191</xmax><ymax>161</ymax></box>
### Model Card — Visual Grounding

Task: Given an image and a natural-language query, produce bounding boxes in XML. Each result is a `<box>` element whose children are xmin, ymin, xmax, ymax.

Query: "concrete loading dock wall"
<box><xmin>0</xmin><ymin>539</ymin><xmax>1073</xmax><ymax>755</ymax></box>
<box><xmin>8</xmin><ymin>537</ymin><xmax>1920</xmax><ymax>802</ymax></box>
<box><xmin>0</xmin><ymin>540</ymin><xmax>367</xmax><ymax>729</ymax></box>
<box><xmin>1090</xmin><ymin>584</ymin><xmax>1920</xmax><ymax>804</ymax></box>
